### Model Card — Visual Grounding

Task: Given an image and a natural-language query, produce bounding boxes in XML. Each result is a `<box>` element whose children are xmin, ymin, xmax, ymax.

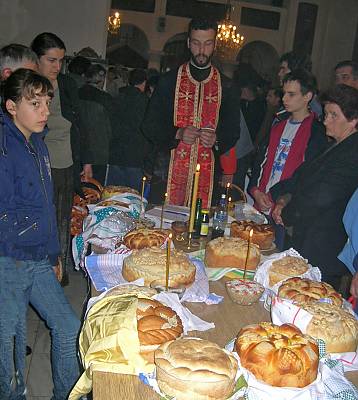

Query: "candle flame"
<box><xmin>226</xmin><ymin>182</ymin><xmax>230</xmax><ymax>188</ymax></box>
<box><xmin>168</xmin><ymin>233</ymin><xmax>173</xmax><ymax>239</ymax></box>
<box><xmin>196</xmin><ymin>164</ymin><xmax>200</xmax><ymax>172</ymax></box>
<box><xmin>142</xmin><ymin>176</ymin><xmax>146</xmax><ymax>182</ymax></box>
<box><xmin>228</xmin><ymin>196</ymin><xmax>232</xmax><ymax>202</ymax></box>
<box><xmin>165</xmin><ymin>192</ymin><xmax>168</xmax><ymax>198</ymax></box>
<box><xmin>249</xmin><ymin>229</ymin><xmax>254</xmax><ymax>238</ymax></box>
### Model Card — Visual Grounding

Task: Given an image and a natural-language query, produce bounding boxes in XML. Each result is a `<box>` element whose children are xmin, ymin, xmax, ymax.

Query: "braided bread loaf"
<box><xmin>137</xmin><ymin>298</ymin><xmax>183</xmax><ymax>362</ymax></box>
<box><xmin>278</xmin><ymin>277</ymin><xmax>343</xmax><ymax>307</ymax></box>
<box><xmin>124</xmin><ymin>228</ymin><xmax>169</xmax><ymax>250</ymax></box>
<box><xmin>155</xmin><ymin>338</ymin><xmax>238</xmax><ymax>400</ymax></box>
<box><xmin>235</xmin><ymin>322</ymin><xmax>319</xmax><ymax>388</ymax></box>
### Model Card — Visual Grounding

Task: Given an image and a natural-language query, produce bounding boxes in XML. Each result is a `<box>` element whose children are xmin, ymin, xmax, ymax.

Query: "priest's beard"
<box><xmin>190</xmin><ymin>51</ymin><xmax>212</xmax><ymax>69</ymax></box>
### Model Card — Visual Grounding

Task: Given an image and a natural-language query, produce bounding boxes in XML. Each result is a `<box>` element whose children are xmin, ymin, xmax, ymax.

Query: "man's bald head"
<box><xmin>0</xmin><ymin>44</ymin><xmax>39</xmax><ymax>81</ymax></box>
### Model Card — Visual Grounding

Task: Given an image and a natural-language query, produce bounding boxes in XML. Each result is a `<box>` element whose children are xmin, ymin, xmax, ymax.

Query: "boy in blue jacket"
<box><xmin>0</xmin><ymin>69</ymin><xmax>80</xmax><ymax>400</ymax></box>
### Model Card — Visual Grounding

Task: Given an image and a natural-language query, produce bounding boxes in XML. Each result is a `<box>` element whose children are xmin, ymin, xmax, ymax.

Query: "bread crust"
<box><xmin>155</xmin><ymin>338</ymin><xmax>238</xmax><ymax>400</ymax></box>
<box><xmin>278</xmin><ymin>277</ymin><xmax>343</xmax><ymax>307</ymax></box>
<box><xmin>122</xmin><ymin>247</ymin><xmax>196</xmax><ymax>287</ymax></box>
<box><xmin>269</xmin><ymin>256</ymin><xmax>309</xmax><ymax>286</ymax></box>
<box><xmin>235</xmin><ymin>322</ymin><xmax>319</xmax><ymax>388</ymax></box>
<box><xmin>101</xmin><ymin>185</ymin><xmax>139</xmax><ymax>200</ymax></box>
<box><xmin>205</xmin><ymin>237</ymin><xmax>260</xmax><ymax>270</ymax></box>
<box><xmin>123</xmin><ymin>228</ymin><xmax>170</xmax><ymax>250</ymax></box>
<box><xmin>298</xmin><ymin>302</ymin><xmax>358</xmax><ymax>353</ymax></box>
<box><xmin>230</xmin><ymin>220</ymin><xmax>275</xmax><ymax>250</ymax></box>
<box><xmin>136</xmin><ymin>298</ymin><xmax>183</xmax><ymax>362</ymax></box>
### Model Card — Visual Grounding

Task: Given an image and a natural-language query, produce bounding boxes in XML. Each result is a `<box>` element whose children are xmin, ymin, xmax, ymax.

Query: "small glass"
<box><xmin>171</xmin><ymin>221</ymin><xmax>187</xmax><ymax>242</ymax></box>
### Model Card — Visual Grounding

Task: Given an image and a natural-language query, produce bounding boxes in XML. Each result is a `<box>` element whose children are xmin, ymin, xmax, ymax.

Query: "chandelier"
<box><xmin>216</xmin><ymin>1</ymin><xmax>244</xmax><ymax>61</ymax></box>
<box><xmin>108</xmin><ymin>11</ymin><xmax>121</xmax><ymax>35</ymax></box>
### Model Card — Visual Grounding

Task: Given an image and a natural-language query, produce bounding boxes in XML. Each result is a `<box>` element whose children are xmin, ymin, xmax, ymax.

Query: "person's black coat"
<box><xmin>110</xmin><ymin>85</ymin><xmax>149</xmax><ymax>167</ymax></box>
<box><xmin>281</xmin><ymin>132</ymin><xmax>358</xmax><ymax>285</ymax></box>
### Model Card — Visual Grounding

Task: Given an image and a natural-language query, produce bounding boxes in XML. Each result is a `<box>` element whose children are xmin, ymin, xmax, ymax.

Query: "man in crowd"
<box><xmin>249</xmin><ymin>69</ymin><xmax>327</xmax><ymax>214</ymax></box>
<box><xmin>31</xmin><ymin>32</ymin><xmax>87</xmax><ymax>285</ymax></box>
<box><xmin>107</xmin><ymin>68</ymin><xmax>149</xmax><ymax>191</ymax></box>
<box><xmin>335</xmin><ymin>60</ymin><xmax>358</xmax><ymax>89</ymax></box>
<box><xmin>142</xmin><ymin>17</ymin><xmax>240</xmax><ymax>208</ymax></box>
<box><xmin>278</xmin><ymin>51</ymin><xmax>322</xmax><ymax>119</ymax></box>
<box><xmin>0</xmin><ymin>44</ymin><xmax>38</xmax><ymax>80</ymax></box>
<box><xmin>67</xmin><ymin>55</ymin><xmax>91</xmax><ymax>88</ymax></box>
<box><xmin>78</xmin><ymin>63</ymin><xmax>116</xmax><ymax>183</ymax></box>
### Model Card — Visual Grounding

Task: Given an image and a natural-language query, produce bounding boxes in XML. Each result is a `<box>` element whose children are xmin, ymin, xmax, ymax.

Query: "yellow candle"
<box><xmin>160</xmin><ymin>192</ymin><xmax>168</xmax><ymax>229</ymax></box>
<box><xmin>227</xmin><ymin>196</ymin><xmax>232</xmax><ymax>214</ymax></box>
<box><xmin>188</xmin><ymin>164</ymin><xmax>200</xmax><ymax>233</ymax></box>
<box><xmin>243</xmin><ymin>229</ymin><xmax>254</xmax><ymax>280</ymax></box>
<box><xmin>166</xmin><ymin>233</ymin><xmax>173</xmax><ymax>290</ymax></box>
<box><xmin>140</xmin><ymin>176</ymin><xmax>146</xmax><ymax>211</ymax></box>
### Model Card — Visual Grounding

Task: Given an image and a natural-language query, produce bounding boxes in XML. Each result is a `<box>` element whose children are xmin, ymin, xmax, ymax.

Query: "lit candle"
<box><xmin>166</xmin><ymin>233</ymin><xmax>173</xmax><ymax>290</ymax></box>
<box><xmin>160</xmin><ymin>192</ymin><xmax>168</xmax><ymax>229</ymax></box>
<box><xmin>227</xmin><ymin>196</ymin><xmax>232</xmax><ymax>214</ymax></box>
<box><xmin>188</xmin><ymin>164</ymin><xmax>200</xmax><ymax>233</ymax></box>
<box><xmin>226</xmin><ymin>182</ymin><xmax>230</xmax><ymax>199</ymax></box>
<box><xmin>140</xmin><ymin>176</ymin><xmax>146</xmax><ymax>213</ymax></box>
<box><xmin>243</xmin><ymin>229</ymin><xmax>254</xmax><ymax>280</ymax></box>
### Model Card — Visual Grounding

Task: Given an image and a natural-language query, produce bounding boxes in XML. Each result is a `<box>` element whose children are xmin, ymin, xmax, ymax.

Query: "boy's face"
<box><xmin>38</xmin><ymin>47</ymin><xmax>65</xmax><ymax>82</ymax></box>
<box><xmin>6</xmin><ymin>91</ymin><xmax>51</xmax><ymax>139</ymax></box>
<box><xmin>282</xmin><ymin>80</ymin><xmax>312</xmax><ymax>114</ymax></box>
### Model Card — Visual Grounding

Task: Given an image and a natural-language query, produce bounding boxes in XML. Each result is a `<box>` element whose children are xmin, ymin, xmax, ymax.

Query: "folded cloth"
<box><xmin>68</xmin><ymin>294</ymin><xmax>153</xmax><ymax>400</ymax></box>
<box><xmin>154</xmin><ymin>291</ymin><xmax>215</xmax><ymax>334</ymax></box>
<box><xmin>72</xmin><ymin>208</ymin><xmax>136</xmax><ymax>268</ymax></box>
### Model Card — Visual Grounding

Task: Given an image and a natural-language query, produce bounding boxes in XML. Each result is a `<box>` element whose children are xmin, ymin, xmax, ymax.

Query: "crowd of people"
<box><xmin>0</xmin><ymin>16</ymin><xmax>358</xmax><ymax>399</ymax></box>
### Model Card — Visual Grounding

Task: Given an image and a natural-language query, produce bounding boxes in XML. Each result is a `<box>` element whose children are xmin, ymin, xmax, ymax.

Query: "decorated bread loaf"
<box><xmin>278</xmin><ymin>277</ymin><xmax>343</xmax><ymax>307</ymax></box>
<box><xmin>235</xmin><ymin>322</ymin><xmax>319</xmax><ymax>388</ymax></box>
<box><xmin>269</xmin><ymin>256</ymin><xmax>309</xmax><ymax>286</ymax></box>
<box><xmin>122</xmin><ymin>247</ymin><xmax>196</xmax><ymax>287</ymax></box>
<box><xmin>123</xmin><ymin>228</ymin><xmax>169</xmax><ymax>250</ymax></box>
<box><xmin>297</xmin><ymin>301</ymin><xmax>358</xmax><ymax>353</ymax></box>
<box><xmin>155</xmin><ymin>337</ymin><xmax>238</xmax><ymax>400</ymax></box>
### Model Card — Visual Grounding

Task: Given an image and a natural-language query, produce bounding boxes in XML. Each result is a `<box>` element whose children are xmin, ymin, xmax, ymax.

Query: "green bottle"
<box><xmin>193</xmin><ymin>198</ymin><xmax>202</xmax><ymax>238</ymax></box>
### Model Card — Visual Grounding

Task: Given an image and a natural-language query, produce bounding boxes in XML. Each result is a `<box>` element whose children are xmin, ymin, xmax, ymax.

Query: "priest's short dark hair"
<box><xmin>188</xmin><ymin>17</ymin><xmax>218</xmax><ymax>36</ymax></box>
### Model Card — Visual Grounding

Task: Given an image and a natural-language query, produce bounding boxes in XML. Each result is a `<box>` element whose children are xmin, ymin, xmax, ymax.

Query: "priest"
<box><xmin>142</xmin><ymin>17</ymin><xmax>241</xmax><ymax>208</ymax></box>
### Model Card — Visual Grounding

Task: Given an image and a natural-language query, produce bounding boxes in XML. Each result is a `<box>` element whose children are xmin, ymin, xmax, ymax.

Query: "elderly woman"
<box><xmin>272</xmin><ymin>84</ymin><xmax>358</xmax><ymax>291</ymax></box>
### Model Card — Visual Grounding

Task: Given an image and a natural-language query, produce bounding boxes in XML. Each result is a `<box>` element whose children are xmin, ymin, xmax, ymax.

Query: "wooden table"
<box><xmin>91</xmin><ymin>277</ymin><xmax>358</xmax><ymax>399</ymax></box>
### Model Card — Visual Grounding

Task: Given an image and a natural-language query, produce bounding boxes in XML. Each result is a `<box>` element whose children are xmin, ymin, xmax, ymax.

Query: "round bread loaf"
<box><xmin>205</xmin><ymin>237</ymin><xmax>260</xmax><ymax>270</ymax></box>
<box><xmin>155</xmin><ymin>338</ymin><xmax>238</xmax><ymax>400</ymax></box>
<box><xmin>297</xmin><ymin>302</ymin><xmax>358</xmax><ymax>353</ymax></box>
<box><xmin>230</xmin><ymin>220</ymin><xmax>275</xmax><ymax>250</ymax></box>
<box><xmin>122</xmin><ymin>247</ymin><xmax>196</xmax><ymax>287</ymax></box>
<box><xmin>101</xmin><ymin>185</ymin><xmax>139</xmax><ymax>200</ymax></box>
<box><xmin>124</xmin><ymin>228</ymin><xmax>169</xmax><ymax>250</ymax></box>
<box><xmin>104</xmin><ymin>284</ymin><xmax>157</xmax><ymax>298</ymax></box>
<box><xmin>235</xmin><ymin>322</ymin><xmax>319</xmax><ymax>388</ymax></box>
<box><xmin>137</xmin><ymin>298</ymin><xmax>183</xmax><ymax>362</ymax></box>
<box><xmin>278</xmin><ymin>277</ymin><xmax>343</xmax><ymax>307</ymax></box>
<box><xmin>269</xmin><ymin>256</ymin><xmax>309</xmax><ymax>287</ymax></box>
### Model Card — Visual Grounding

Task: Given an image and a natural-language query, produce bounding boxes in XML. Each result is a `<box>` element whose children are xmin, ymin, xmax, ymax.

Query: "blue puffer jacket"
<box><xmin>0</xmin><ymin>110</ymin><xmax>60</xmax><ymax>265</ymax></box>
